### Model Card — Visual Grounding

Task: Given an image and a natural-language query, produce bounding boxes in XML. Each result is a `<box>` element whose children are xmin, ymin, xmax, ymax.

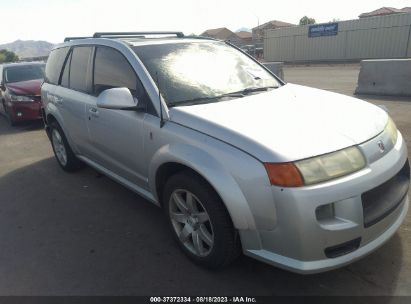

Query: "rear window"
<box><xmin>4</xmin><ymin>64</ymin><xmax>44</xmax><ymax>83</ymax></box>
<box><xmin>45</xmin><ymin>47</ymin><xmax>70</xmax><ymax>84</ymax></box>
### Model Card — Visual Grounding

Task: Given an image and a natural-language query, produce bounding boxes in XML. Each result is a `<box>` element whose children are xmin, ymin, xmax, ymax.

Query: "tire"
<box><xmin>4</xmin><ymin>106</ymin><xmax>16</xmax><ymax>126</ymax></box>
<box><xmin>49</xmin><ymin>121</ymin><xmax>83</xmax><ymax>172</ymax></box>
<box><xmin>164</xmin><ymin>171</ymin><xmax>241</xmax><ymax>269</ymax></box>
<box><xmin>8</xmin><ymin>115</ymin><xmax>16</xmax><ymax>126</ymax></box>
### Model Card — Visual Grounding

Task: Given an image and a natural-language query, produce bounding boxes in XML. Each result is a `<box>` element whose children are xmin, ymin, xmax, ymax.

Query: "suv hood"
<box><xmin>169</xmin><ymin>84</ymin><xmax>388</xmax><ymax>162</ymax></box>
<box><xmin>6</xmin><ymin>79</ymin><xmax>42</xmax><ymax>96</ymax></box>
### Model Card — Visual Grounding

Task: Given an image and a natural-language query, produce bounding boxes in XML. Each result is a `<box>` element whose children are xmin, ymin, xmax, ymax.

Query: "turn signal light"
<box><xmin>264</xmin><ymin>163</ymin><xmax>304</xmax><ymax>187</ymax></box>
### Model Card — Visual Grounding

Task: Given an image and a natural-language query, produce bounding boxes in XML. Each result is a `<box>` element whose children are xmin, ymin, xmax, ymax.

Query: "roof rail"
<box><xmin>93</xmin><ymin>31</ymin><xmax>184</xmax><ymax>38</ymax></box>
<box><xmin>184</xmin><ymin>35</ymin><xmax>220</xmax><ymax>41</ymax></box>
<box><xmin>64</xmin><ymin>36</ymin><xmax>93</xmax><ymax>42</ymax></box>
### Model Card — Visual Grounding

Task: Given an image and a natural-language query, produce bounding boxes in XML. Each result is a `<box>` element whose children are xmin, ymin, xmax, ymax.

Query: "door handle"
<box><xmin>89</xmin><ymin>107</ymin><xmax>99</xmax><ymax>117</ymax></box>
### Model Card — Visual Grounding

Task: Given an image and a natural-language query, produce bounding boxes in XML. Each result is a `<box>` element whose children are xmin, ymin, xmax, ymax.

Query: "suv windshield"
<box><xmin>133</xmin><ymin>41</ymin><xmax>280</xmax><ymax>106</ymax></box>
<box><xmin>4</xmin><ymin>64</ymin><xmax>45</xmax><ymax>83</ymax></box>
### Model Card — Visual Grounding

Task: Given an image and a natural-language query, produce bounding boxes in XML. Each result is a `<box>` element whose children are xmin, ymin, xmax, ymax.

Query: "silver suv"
<box><xmin>42</xmin><ymin>32</ymin><xmax>409</xmax><ymax>273</ymax></box>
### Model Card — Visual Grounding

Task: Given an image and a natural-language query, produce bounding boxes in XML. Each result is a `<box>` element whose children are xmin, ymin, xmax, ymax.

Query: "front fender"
<box><xmin>148</xmin><ymin>143</ymin><xmax>256</xmax><ymax>230</ymax></box>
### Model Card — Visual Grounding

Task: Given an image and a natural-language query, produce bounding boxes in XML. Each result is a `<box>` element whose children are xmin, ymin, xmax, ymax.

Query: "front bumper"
<box><xmin>245</xmin><ymin>196</ymin><xmax>408</xmax><ymax>274</ymax></box>
<box><xmin>242</xmin><ymin>131</ymin><xmax>409</xmax><ymax>274</ymax></box>
<box><xmin>9</xmin><ymin>101</ymin><xmax>42</xmax><ymax>122</ymax></box>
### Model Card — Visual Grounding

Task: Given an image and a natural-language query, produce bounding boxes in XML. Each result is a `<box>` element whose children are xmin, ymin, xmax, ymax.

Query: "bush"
<box><xmin>0</xmin><ymin>49</ymin><xmax>19</xmax><ymax>63</ymax></box>
<box><xmin>299</xmin><ymin>16</ymin><xmax>316</xmax><ymax>26</ymax></box>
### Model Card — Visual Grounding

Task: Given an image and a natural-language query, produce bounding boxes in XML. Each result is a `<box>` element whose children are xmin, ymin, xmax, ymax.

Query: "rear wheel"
<box><xmin>164</xmin><ymin>172</ymin><xmax>241</xmax><ymax>269</ymax></box>
<box><xmin>50</xmin><ymin>121</ymin><xmax>83</xmax><ymax>172</ymax></box>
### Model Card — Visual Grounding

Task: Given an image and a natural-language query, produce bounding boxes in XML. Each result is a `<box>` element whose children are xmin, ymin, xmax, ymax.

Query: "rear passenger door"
<box><xmin>54</xmin><ymin>46</ymin><xmax>94</xmax><ymax>154</ymax></box>
<box><xmin>85</xmin><ymin>46</ymin><xmax>149</xmax><ymax>189</ymax></box>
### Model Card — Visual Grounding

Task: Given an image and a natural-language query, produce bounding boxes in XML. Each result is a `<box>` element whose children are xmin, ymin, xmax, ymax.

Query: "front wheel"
<box><xmin>164</xmin><ymin>172</ymin><xmax>241</xmax><ymax>269</ymax></box>
<box><xmin>50</xmin><ymin>122</ymin><xmax>83</xmax><ymax>172</ymax></box>
<box><xmin>4</xmin><ymin>106</ymin><xmax>16</xmax><ymax>126</ymax></box>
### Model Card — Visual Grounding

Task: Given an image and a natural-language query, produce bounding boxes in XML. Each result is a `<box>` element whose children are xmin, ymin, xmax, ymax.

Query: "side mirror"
<box><xmin>0</xmin><ymin>81</ymin><xmax>5</xmax><ymax>91</ymax></box>
<box><xmin>96</xmin><ymin>87</ymin><xmax>144</xmax><ymax>111</ymax></box>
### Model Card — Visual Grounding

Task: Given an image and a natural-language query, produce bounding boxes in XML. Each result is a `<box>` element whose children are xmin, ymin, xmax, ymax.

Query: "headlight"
<box><xmin>264</xmin><ymin>146</ymin><xmax>366</xmax><ymax>187</ymax></box>
<box><xmin>385</xmin><ymin>116</ymin><xmax>398</xmax><ymax>146</ymax></box>
<box><xmin>9</xmin><ymin>94</ymin><xmax>34</xmax><ymax>102</ymax></box>
<box><xmin>295</xmin><ymin>146</ymin><xmax>366</xmax><ymax>185</ymax></box>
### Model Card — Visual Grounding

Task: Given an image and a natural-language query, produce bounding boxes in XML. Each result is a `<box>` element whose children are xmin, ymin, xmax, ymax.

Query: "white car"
<box><xmin>41</xmin><ymin>32</ymin><xmax>409</xmax><ymax>273</ymax></box>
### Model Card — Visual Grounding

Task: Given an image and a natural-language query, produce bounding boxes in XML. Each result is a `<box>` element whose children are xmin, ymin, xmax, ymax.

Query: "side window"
<box><xmin>44</xmin><ymin>47</ymin><xmax>70</xmax><ymax>84</ymax></box>
<box><xmin>69</xmin><ymin>46</ymin><xmax>93</xmax><ymax>93</ymax></box>
<box><xmin>60</xmin><ymin>50</ymin><xmax>72</xmax><ymax>88</ymax></box>
<box><xmin>93</xmin><ymin>46</ymin><xmax>140</xmax><ymax>96</ymax></box>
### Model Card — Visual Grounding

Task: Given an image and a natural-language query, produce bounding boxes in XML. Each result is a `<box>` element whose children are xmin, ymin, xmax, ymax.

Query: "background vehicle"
<box><xmin>41</xmin><ymin>32</ymin><xmax>409</xmax><ymax>273</ymax></box>
<box><xmin>0</xmin><ymin>62</ymin><xmax>45</xmax><ymax>126</ymax></box>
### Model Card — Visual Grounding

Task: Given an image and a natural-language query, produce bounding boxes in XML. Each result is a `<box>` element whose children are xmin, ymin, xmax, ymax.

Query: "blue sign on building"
<box><xmin>309</xmin><ymin>23</ymin><xmax>339</xmax><ymax>38</ymax></box>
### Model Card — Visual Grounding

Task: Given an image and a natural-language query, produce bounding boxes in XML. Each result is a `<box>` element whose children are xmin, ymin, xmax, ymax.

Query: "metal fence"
<box><xmin>264</xmin><ymin>13</ymin><xmax>411</xmax><ymax>62</ymax></box>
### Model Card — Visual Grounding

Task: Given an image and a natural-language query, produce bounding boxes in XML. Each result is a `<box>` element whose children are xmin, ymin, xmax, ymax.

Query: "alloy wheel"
<box><xmin>52</xmin><ymin>129</ymin><xmax>68</xmax><ymax>166</ymax></box>
<box><xmin>169</xmin><ymin>189</ymin><xmax>214</xmax><ymax>257</ymax></box>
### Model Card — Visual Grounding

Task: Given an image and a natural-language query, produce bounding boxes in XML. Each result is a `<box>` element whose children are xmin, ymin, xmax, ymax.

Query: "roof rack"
<box><xmin>64</xmin><ymin>36</ymin><xmax>93</xmax><ymax>42</ymax></box>
<box><xmin>93</xmin><ymin>31</ymin><xmax>184</xmax><ymax>38</ymax></box>
<box><xmin>184</xmin><ymin>35</ymin><xmax>220</xmax><ymax>41</ymax></box>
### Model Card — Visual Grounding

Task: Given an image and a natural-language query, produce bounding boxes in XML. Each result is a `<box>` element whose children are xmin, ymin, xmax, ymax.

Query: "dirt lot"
<box><xmin>0</xmin><ymin>64</ymin><xmax>410</xmax><ymax>296</ymax></box>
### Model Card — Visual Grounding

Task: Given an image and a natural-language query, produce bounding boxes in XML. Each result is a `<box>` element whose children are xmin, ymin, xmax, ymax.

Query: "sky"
<box><xmin>0</xmin><ymin>0</ymin><xmax>410</xmax><ymax>44</ymax></box>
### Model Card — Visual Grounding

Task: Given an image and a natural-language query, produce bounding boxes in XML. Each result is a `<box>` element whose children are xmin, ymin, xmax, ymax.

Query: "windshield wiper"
<box><xmin>167</xmin><ymin>92</ymin><xmax>244</xmax><ymax>107</ymax></box>
<box><xmin>167</xmin><ymin>86</ymin><xmax>278</xmax><ymax>107</ymax></box>
<box><xmin>239</xmin><ymin>86</ymin><xmax>278</xmax><ymax>95</ymax></box>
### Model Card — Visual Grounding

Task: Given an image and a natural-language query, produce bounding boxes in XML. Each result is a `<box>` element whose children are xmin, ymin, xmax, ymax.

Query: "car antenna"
<box><xmin>156</xmin><ymin>72</ymin><xmax>165</xmax><ymax>128</ymax></box>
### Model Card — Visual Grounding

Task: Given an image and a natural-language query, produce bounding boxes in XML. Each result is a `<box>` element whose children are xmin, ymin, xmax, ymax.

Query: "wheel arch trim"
<box><xmin>149</xmin><ymin>143</ymin><xmax>256</xmax><ymax>230</ymax></box>
<box><xmin>44</xmin><ymin>104</ymin><xmax>78</xmax><ymax>153</ymax></box>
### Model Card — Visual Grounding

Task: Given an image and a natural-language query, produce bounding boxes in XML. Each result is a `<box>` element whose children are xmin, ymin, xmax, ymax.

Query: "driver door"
<box><xmin>85</xmin><ymin>46</ymin><xmax>149</xmax><ymax>189</ymax></box>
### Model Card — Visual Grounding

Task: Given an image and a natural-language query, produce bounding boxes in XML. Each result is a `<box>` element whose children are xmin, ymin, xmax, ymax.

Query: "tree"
<box><xmin>299</xmin><ymin>16</ymin><xmax>316</xmax><ymax>26</ymax></box>
<box><xmin>0</xmin><ymin>49</ymin><xmax>19</xmax><ymax>63</ymax></box>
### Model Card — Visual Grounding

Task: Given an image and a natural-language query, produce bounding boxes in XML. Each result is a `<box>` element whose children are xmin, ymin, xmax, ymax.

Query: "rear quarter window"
<box><xmin>45</xmin><ymin>47</ymin><xmax>70</xmax><ymax>85</ymax></box>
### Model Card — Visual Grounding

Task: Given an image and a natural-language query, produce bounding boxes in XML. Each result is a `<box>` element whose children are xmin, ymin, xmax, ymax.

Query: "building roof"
<box><xmin>200</xmin><ymin>27</ymin><xmax>235</xmax><ymax>40</ymax></box>
<box><xmin>359</xmin><ymin>7</ymin><xmax>411</xmax><ymax>18</ymax></box>
<box><xmin>252</xmin><ymin>20</ymin><xmax>295</xmax><ymax>30</ymax></box>
<box><xmin>236</xmin><ymin>31</ymin><xmax>252</xmax><ymax>39</ymax></box>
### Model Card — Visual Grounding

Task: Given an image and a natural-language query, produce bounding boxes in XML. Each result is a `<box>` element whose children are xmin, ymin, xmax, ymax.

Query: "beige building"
<box><xmin>201</xmin><ymin>27</ymin><xmax>237</xmax><ymax>40</ymax></box>
<box><xmin>264</xmin><ymin>13</ymin><xmax>411</xmax><ymax>62</ymax></box>
<box><xmin>235</xmin><ymin>31</ymin><xmax>252</xmax><ymax>44</ymax></box>
<box><xmin>201</xmin><ymin>28</ymin><xmax>251</xmax><ymax>47</ymax></box>
<box><xmin>359</xmin><ymin>7</ymin><xmax>411</xmax><ymax>18</ymax></box>
<box><xmin>252</xmin><ymin>20</ymin><xmax>295</xmax><ymax>44</ymax></box>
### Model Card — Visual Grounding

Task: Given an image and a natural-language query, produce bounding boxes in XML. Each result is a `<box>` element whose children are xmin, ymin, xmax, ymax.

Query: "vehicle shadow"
<box><xmin>0</xmin><ymin>113</ymin><xmax>44</xmax><ymax>136</ymax></box>
<box><xmin>0</xmin><ymin>157</ymin><xmax>406</xmax><ymax>296</ymax></box>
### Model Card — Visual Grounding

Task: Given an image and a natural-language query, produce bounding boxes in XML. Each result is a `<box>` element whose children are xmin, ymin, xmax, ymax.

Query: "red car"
<box><xmin>0</xmin><ymin>62</ymin><xmax>45</xmax><ymax>126</ymax></box>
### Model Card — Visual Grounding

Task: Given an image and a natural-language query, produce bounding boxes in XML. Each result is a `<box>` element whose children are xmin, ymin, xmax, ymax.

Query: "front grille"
<box><xmin>30</xmin><ymin>95</ymin><xmax>41</xmax><ymax>102</ymax></box>
<box><xmin>362</xmin><ymin>159</ymin><xmax>410</xmax><ymax>228</ymax></box>
<box><xmin>21</xmin><ymin>95</ymin><xmax>41</xmax><ymax>102</ymax></box>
